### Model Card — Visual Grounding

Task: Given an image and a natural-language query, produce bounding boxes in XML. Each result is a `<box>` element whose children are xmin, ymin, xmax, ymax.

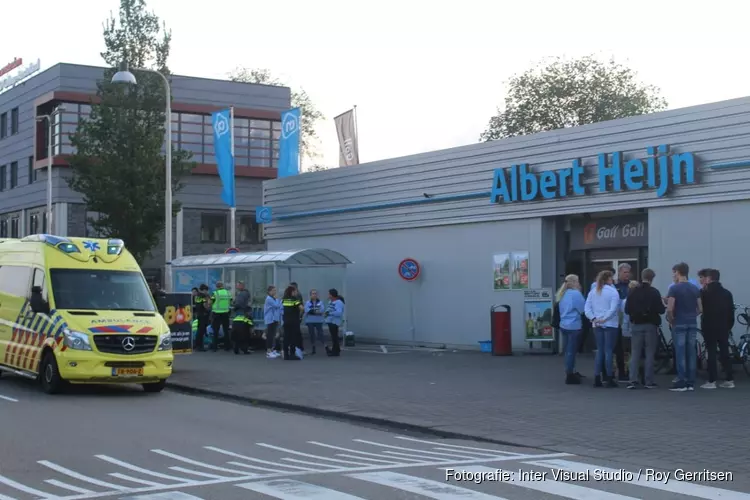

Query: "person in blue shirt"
<box><xmin>324</xmin><ymin>288</ymin><xmax>345</xmax><ymax>357</ymax></box>
<box><xmin>667</xmin><ymin>262</ymin><xmax>702</xmax><ymax>391</ymax></box>
<box><xmin>263</xmin><ymin>286</ymin><xmax>282</xmax><ymax>359</ymax></box>
<box><xmin>304</xmin><ymin>289</ymin><xmax>326</xmax><ymax>354</ymax></box>
<box><xmin>556</xmin><ymin>274</ymin><xmax>586</xmax><ymax>385</ymax></box>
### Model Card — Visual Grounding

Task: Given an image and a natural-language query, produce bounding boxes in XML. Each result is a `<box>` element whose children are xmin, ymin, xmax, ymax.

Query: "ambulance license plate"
<box><xmin>112</xmin><ymin>368</ymin><xmax>143</xmax><ymax>377</ymax></box>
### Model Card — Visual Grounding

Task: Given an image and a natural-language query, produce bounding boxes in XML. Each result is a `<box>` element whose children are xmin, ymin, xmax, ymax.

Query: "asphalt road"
<box><xmin>1</xmin><ymin>375</ymin><xmax>749</xmax><ymax>500</ymax></box>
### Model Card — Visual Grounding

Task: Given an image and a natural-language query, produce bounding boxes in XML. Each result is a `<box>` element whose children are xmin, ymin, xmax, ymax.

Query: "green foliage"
<box><xmin>480</xmin><ymin>55</ymin><xmax>668</xmax><ymax>141</ymax></box>
<box><xmin>66</xmin><ymin>0</ymin><xmax>193</xmax><ymax>263</ymax></box>
<box><xmin>229</xmin><ymin>67</ymin><xmax>324</xmax><ymax>160</ymax></box>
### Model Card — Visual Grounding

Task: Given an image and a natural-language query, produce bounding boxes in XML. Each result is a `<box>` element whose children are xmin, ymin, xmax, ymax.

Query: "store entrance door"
<box><xmin>587</xmin><ymin>259</ymin><xmax>639</xmax><ymax>291</ymax></box>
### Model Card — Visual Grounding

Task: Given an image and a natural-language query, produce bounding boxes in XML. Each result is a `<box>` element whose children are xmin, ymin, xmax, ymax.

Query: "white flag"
<box><xmin>334</xmin><ymin>109</ymin><xmax>359</xmax><ymax>166</ymax></box>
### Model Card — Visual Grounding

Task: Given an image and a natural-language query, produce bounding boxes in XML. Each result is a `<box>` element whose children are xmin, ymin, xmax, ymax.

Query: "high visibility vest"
<box><xmin>232</xmin><ymin>314</ymin><xmax>254</xmax><ymax>325</ymax></box>
<box><xmin>191</xmin><ymin>319</ymin><xmax>198</xmax><ymax>333</ymax></box>
<box><xmin>211</xmin><ymin>289</ymin><xmax>231</xmax><ymax>313</ymax></box>
<box><xmin>282</xmin><ymin>299</ymin><xmax>302</xmax><ymax>323</ymax></box>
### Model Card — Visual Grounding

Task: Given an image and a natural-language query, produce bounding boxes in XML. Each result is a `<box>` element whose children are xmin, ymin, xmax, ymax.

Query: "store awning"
<box><xmin>170</xmin><ymin>248</ymin><xmax>352</xmax><ymax>268</ymax></box>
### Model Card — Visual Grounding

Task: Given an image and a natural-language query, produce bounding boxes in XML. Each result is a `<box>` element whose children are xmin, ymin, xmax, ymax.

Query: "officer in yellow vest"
<box><xmin>231</xmin><ymin>312</ymin><xmax>254</xmax><ymax>355</ymax></box>
<box><xmin>209</xmin><ymin>281</ymin><xmax>232</xmax><ymax>352</ymax></box>
<box><xmin>192</xmin><ymin>284</ymin><xmax>210</xmax><ymax>351</ymax></box>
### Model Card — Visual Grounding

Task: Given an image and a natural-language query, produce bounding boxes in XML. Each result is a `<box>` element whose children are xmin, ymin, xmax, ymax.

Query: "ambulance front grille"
<box><xmin>93</xmin><ymin>335</ymin><xmax>158</xmax><ymax>355</ymax></box>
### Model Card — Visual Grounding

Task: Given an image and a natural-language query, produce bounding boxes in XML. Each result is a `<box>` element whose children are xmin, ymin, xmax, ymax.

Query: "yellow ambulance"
<box><xmin>0</xmin><ymin>235</ymin><xmax>173</xmax><ymax>394</ymax></box>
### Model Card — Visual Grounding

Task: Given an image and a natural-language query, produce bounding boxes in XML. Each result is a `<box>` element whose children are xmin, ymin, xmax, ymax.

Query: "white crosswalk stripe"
<box><xmin>1</xmin><ymin>437</ymin><xmax>748</xmax><ymax>500</ymax></box>
<box><xmin>348</xmin><ymin>470</ymin><xmax>506</xmax><ymax>499</ymax></box>
<box><xmin>441</xmin><ymin>465</ymin><xmax>638</xmax><ymax>500</ymax></box>
<box><xmin>237</xmin><ymin>478</ymin><xmax>366</xmax><ymax>499</ymax></box>
<box><xmin>525</xmin><ymin>459</ymin><xmax>750</xmax><ymax>500</ymax></box>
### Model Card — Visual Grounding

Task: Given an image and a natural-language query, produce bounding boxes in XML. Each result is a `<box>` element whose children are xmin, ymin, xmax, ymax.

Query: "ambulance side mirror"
<box><xmin>30</xmin><ymin>286</ymin><xmax>50</xmax><ymax>315</ymax></box>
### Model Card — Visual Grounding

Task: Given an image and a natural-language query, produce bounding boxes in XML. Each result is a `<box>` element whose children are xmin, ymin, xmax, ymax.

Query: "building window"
<box><xmin>9</xmin><ymin>162</ymin><xmax>17</xmax><ymax>188</ymax></box>
<box><xmin>10</xmin><ymin>107</ymin><xmax>18</xmax><ymax>135</ymax></box>
<box><xmin>0</xmin><ymin>165</ymin><xmax>5</xmax><ymax>191</ymax></box>
<box><xmin>27</xmin><ymin>156</ymin><xmax>35</xmax><ymax>184</ymax></box>
<box><xmin>10</xmin><ymin>217</ymin><xmax>19</xmax><ymax>238</ymax></box>
<box><xmin>42</xmin><ymin>212</ymin><xmax>48</xmax><ymax>233</ymax></box>
<box><xmin>85</xmin><ymin>211</ymin><xmax>102</xmax><ymax>237</ymax></box>
<box><xmin>0</xmin><ymin>219</ymin><xmax>7</xmax><ymax>237</ymax></box>
<box><xmin>0</xmin><ymin>112</ymin><xmax>6</xmax><ymax>138</ymax></box>
<box><xmin>239</xmin><ymin>216</ymin><xmax>263</xmax><ymax>244</ymax></box>
<box><xmin>29</xmin><ymin>214</ymin><xmax>39</xmax><ymax>234</ymax></box>
<box><xmin>200</xmin><ymin>213</ymin><xmax>227</xmax><ymax>243</ymax></box>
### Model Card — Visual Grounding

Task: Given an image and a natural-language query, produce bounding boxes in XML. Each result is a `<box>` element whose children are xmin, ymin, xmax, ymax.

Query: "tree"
<box><xmin>67</xmin><ymin>0</ymin><xmax>193</xmax><ymax>263</ymax></box>
<box><xmin>229</xmin><ymin>67</ymin><xmax>324</xmax><ymax>161</ymax></box>
<box><xmin>480</xmin><ymin>55</ymin><xmax>668</xmax><ymax>141</ymax></box>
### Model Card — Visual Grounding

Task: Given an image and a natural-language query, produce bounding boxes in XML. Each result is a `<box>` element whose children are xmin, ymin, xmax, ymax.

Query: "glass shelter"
<box><xmin>169</xmin><ymin>249</ymin><xmax>352</xmax><ymax>329</ymax></box>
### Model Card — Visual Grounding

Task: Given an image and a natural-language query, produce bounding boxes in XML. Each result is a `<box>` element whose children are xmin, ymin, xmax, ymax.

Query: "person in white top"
<box><xmin>585</xmin><ymin>270</ymin><xmax>622</xmax><ymax>388</ymax></box>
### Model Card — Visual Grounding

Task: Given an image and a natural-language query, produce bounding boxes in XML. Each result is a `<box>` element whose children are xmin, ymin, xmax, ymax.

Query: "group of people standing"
<box><xmin>263</xmin><ymin>282</ymin><xmax>346</xmax><ymax>360</ymax></box>
<box><xmin>190</xmin><ymin>281</ymin><xmax>346</xmax><ymax>359</ymax></box>
<box><xmin>556</xmin><ymin>262</ymin><xmax>737</xmax><ymax>391</ymax></box>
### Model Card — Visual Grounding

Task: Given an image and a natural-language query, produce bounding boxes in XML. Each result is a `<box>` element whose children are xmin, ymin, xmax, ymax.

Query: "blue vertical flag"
<box><xmin>278</xmin><ymin>107</ymin><xmax>301</xmax><ymax>178</ymax></box>
<box><xmin>211</xmin><ymin>109</ymin><xmax>235</xmax><ymax>207</ymax></box>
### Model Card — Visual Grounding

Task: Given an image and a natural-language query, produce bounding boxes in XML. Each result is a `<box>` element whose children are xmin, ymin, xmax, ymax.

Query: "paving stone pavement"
<box><xmin>167</xmin><ymin>346</ymin><xmax>750</xmax><ymax>475</ymax></box>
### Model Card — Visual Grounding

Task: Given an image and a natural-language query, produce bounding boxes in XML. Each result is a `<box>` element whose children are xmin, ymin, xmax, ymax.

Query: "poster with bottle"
<box><xmin>511</xmin><ymin>251</ymin><xmax>529</xmax><ymax>289</ymax></box>
<box><xmin>492</xmin><ymin>253</ymin><xmax>511</xmax><ymax>290</ymax></box>
<box><xmin>523</xmin><ymin>288</ymin><xmax>554</xmax><ymax>342</ymax></box>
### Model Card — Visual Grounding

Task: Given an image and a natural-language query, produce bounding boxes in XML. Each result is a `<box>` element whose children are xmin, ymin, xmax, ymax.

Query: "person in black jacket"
<box><xmin>624</xmin><ymin>268</ymin><xmax>665</xmax><ymax>389</ymax></box>
<box><xmin>699</xmin><ymin>268</ymin><xmax>735</xmax><ymax>389</ymax></box>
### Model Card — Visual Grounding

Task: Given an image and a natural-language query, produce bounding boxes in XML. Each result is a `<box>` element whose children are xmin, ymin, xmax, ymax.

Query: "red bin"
<box><xmin>491</xmin><ymin>304</ymin><xmax>512</xmax><ymax>356</ymax></box>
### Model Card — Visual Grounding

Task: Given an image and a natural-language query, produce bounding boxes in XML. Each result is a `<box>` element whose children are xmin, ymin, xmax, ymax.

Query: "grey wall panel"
<box><xmin>56</xmin><ymin>169</ymin><xmax>262</xmax><ymax>210</ymax></box>
<box><xmin>648</xmin><ymin>200</ymin><xmax>750</xmax><ymax>339</ymax></box>
<box><xmin>56</xmin><ymin>64</ymin><xmax>290</xmax><ymax>111</ymax></box>
<box><xmin>268</xmin><ymin>218</ymin><xmax>546</xmax><ymax>350</ymax></box>
<box><xmin>0</xmin><ymin>65</ymin><xmax>62</xmax><ymax>211</ymax></box>
<box><xmin>264</xmin><ymin>97</ymin><xmax>750</xmax><ymax>239</ymax></box>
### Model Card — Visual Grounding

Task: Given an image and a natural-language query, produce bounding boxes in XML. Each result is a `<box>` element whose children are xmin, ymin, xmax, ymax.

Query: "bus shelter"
<box><xmin>169</xmin><ymin>248</ymin><xmax>352</xmax><ymax>330</ymax></box>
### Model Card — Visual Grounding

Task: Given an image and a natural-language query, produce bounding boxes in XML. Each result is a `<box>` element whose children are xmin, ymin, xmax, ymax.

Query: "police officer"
<box><xmin>210</xmin><ymin>281</ymin><xmax>232</xmax><ymax>352</ymax></box>
<box><xmin>192</xmin><ymin>284</ymin><xmax>210</xmax><ymax>352</ymax></box>
<box><xmin>281</xmin><ymin>285</ymin><xmax>304</xmax><ymax>360</ymax></box>
<box><xmin>231</xmin><ymin>281</ymin><xmax>252</xmax><ymax>354</ymax></box>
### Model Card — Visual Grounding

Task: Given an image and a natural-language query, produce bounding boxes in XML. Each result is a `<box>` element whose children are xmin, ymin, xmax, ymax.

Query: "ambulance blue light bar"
<box><xmin>22</xmin><ymin>234</ymin><xmax>80</xmax><ymax>253</ymax></box>
<box><xmin>107</xmin><ymin>239</ymin><xmax>124</xmax><ymax>255</ymax></box>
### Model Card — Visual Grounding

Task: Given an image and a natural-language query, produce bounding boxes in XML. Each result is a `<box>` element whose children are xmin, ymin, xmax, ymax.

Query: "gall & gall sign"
<box><xmin>569</xmin><ymin>215</ymin><xmax>647</xmax><ymax>250</ymax></box>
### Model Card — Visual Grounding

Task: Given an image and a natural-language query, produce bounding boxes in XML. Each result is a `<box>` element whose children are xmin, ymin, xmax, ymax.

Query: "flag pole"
<box><xmin>229</xmin><ymin>106</ymin><xmax>236</xmax><ymax>291</ymax></box>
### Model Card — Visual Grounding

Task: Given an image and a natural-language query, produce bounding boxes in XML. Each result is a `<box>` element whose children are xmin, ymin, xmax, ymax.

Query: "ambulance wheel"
<box><xmin>40</xmin><ymin>352</ymin><xmax>65</xmax><ymax>395</ymax></box>
<box><xmin>142</xmin><ymin>380</ymin><xmax>167</xmax><ymax>393</ymax></box>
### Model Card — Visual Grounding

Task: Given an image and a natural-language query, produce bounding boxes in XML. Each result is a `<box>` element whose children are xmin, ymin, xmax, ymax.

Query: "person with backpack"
<box><xmin>624</xmin><ymin>268</ymin><xmax>665</xmax><ymax>389</ymax></box>
<box><xmin>555</xmin><ymin>274</ymin><xmax>585</xmax><ymax>385</ymax></box>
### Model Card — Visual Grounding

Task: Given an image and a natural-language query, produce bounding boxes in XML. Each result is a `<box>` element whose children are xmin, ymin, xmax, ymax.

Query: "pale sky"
<box><xmin>3</xmin><ymin>0</ymin><xmax>747</xmax><ymax>170</ymax></box>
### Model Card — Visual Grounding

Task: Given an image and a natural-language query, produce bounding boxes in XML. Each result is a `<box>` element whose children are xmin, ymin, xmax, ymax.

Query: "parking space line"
<box><xmin>44</xmin><ymin>478</ymin><xmax>95</xmax><ymax>494</ymax></box>
<box><xmin>38</xmin><ymin>460</ymin><xmax>131</xmax><ymax>491</ymax></box>
<box><xmin>205</xmin><ymin>446</ymin><xmax>318</xmax><ymax>472</ymax></box>
<box><xmin>109</xmin><ymin>473</ymin><xmax>163</xmax><ymax>487</ymax></box>
<box><xmin>0</xmin><ymin>394</ymin><xmax>18</xmax><ymax>402</ymax></box>
<box><xmin>168</xmin><ymin>467</ymin><xmax>238</xmax><ymax>480</ymax></box>
<box><xmin>256</xmin><ymin>443</ymin><xmax>373</xmax><ymax>467</ymax></box>
<box><xmin>151</xmin><ymin>450</ymin><xmax>247</xmax><ymax>475</ymax></box>
<box><xmin>0</xmin><ymin>473</ymin><xmax>54</xmax><ymax>498</ymax></box>
<box><xmin>96</xmin><ymin>455</ymin><xmax>194</xmax><ymax>484</ymax></box>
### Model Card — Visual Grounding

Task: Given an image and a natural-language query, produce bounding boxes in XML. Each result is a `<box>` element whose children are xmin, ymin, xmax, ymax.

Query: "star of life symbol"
<box><xmin>82</xmin><ymin>240</ymin><xmax>100</xmax><ymax>251</ymax></box>
<box><xmin>214</xmin><ymin>113</ymin><xmax>229</xmax><ymax>138</ymax></box>
<box><xmin>282</xmin><ymin>111</ymin><xmax>299</xmax><ymax>139</ymax></box>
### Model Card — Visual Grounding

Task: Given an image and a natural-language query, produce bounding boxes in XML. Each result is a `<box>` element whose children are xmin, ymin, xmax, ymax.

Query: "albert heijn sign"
<box><xmin>569</xmin><ymin>215</ymin><xmax>648</xmax><ymax>250</ymax></box>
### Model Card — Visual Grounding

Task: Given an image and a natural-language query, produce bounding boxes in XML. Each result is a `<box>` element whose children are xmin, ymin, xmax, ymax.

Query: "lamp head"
<box><xmin>111</xmin><ymin>61</ymin><xmax>137</xmax><ymax>85</ymax></box>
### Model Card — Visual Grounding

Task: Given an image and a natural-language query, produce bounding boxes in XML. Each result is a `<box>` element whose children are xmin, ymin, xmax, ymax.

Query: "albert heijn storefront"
<box><xmin>262</xmin><ymin>96</ymin><xmax>750</xmax><ymax>350</ymax></box>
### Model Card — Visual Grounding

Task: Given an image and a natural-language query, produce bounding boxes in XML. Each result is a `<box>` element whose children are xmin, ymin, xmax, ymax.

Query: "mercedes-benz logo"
<box><xmin>122</xmin><ymin>337</ymin><xmax>136</xmax><ymax>351</ymax></box>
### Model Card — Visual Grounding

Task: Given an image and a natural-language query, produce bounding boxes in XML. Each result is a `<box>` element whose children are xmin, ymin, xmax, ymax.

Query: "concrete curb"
<box><xmin>166</xmin><ymin>382</ymin><xmax>557</xmax><ymax>453</ymax></box>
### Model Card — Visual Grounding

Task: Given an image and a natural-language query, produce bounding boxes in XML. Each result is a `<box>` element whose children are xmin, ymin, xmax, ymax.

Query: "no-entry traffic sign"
<box><xmin>398</xmin><ymin>258</ymin><xmax>420</xmax><ymax>281</ymax></box>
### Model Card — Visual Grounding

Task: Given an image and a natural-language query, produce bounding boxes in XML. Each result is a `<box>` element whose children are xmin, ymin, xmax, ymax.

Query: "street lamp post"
<box><xmin>35</xmin><ymin>105</ymin><xmax>66</xmax><ymax>235</ymax></box>
<box><xmin>111</xmin><ymin>62</ymin><xmax>173</xmax><ymax>292</ymax></box>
